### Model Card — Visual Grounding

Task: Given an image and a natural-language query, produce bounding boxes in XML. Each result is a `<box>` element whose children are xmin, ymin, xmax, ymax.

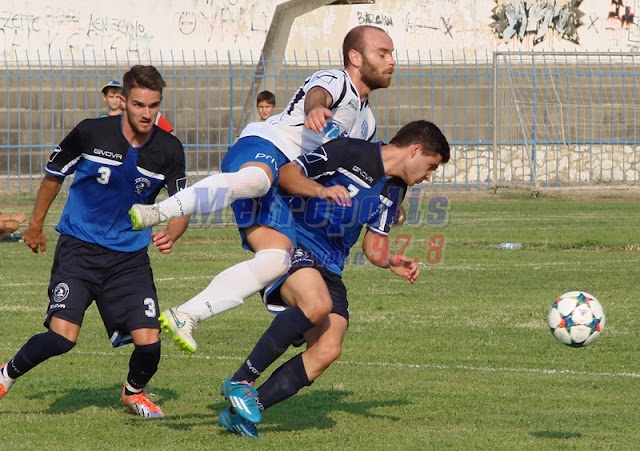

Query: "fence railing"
<box><xmin>1</xmin><ymin>50</ymin><xmax>639</xmax><ymax>193</ymax></box>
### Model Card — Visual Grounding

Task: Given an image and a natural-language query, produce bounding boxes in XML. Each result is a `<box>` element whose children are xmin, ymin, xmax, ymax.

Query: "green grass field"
<box><xmin>1</xmin><ymin>190</ymin><xmax>640</xmax><ymax>450</ymax></box>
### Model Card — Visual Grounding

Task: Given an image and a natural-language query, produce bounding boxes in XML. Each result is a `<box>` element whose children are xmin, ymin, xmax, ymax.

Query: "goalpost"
<box><xmin>492</xmin><ymin>51</ymin><xmax>640</xmax><ymax>191</ymax></box>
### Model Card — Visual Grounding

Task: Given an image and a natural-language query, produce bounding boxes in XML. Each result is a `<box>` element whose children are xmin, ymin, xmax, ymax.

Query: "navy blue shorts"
<box><xmin>221</xmin><ymin>136</ymin><xmax>296</xmax><ymax>250</ymax></box>
<box><xmin>46</xmin><ymin>235</ymin><xmax>160</xmax><ymax>338</ymax></box>
<box><xmin>262</xmin><ymin>247</ymin><xmax>349</xmax><ymax>321</ymax></box>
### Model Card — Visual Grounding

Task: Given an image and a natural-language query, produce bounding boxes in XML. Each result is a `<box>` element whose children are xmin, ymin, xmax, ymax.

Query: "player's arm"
<box><xmin>279</xmin><ymin>161</ymin><xmax>351</xmax><ymax>207</ymax></box>
<box><xmin>303</xmin><ymin>86</ymin><xmax>333</xmax><ymax>133</ymax></box>
<box><xmin>23</xmin><ymin>174</ymin><xmax>64</xmax><ymax>254</ymax></box>
<box><xmin>0</xmin><ymin>212</ymin><xmax>26</xmax><ymax>223</ymax></box>
<box><xmin>152</xmin><ymin>216</ymin><xmax>189</xmax><ymax>254</ymax></box>
<box><xmin>362</xmin><ymin>230</ymin><xmax>419</xmax><ymax>284</ymax></box>
<box><xmin>151</xmin><ymin>143</ymin><xmax>188</xmax><ymax>254</ymax></box>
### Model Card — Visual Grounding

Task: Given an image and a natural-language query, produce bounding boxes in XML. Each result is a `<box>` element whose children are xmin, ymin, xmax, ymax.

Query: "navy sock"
<box><xmin>6</xmin><ymin>329</ymin><xmax>76</xmax><ymax>379</ymax></box>
<box><xmin>257</xmin><ymin>353</ymin><xmax>312</xmax><ymax>411</ymax></box>
<box><xmin>233</xmin><ymin>307</ymin><xmax>314</xmax><ymax>383</ymax></box>
<box><xmin>126</xmin><ymin>341</ymin><xmax>161</xmax><ymax>392</ymax></box>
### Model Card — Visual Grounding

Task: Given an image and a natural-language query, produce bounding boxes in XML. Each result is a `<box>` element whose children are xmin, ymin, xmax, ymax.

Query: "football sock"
<box><xmin>156</xmin><ymin>166</ymin><xmax>271</xmax><ymax>219</ymax></box>
<box><xmin>124</xmin><ymin>382</ymin><xmax>143</xmax><ymax>396</ymax></box>
<box><xmin>232</xmin><ymin>307</ymin><xmax>314</xmax><ymax>383</ymax></box>
<box><xmin>1</xmin><ymin>365</ymin><xmax>15</xmax><ymax>382</ymax></box>
<box><xmin>257</xmin><ymin>353</ymin><xmax>312</xmax><ymax>410</ymax></box>
<box><xmin>126</xmin><ymin>342</ymin><xmax>161</xmax><ymax>391</ymax></box>
<box><xmin>6</xmin><ymin>329</ymin><xmax>75</xmax><ymax>379</ymax></box>
<box><xmin>177</xmin><ymin>249</ymin><xmax>291</xmax><ymax>322</ymax></box>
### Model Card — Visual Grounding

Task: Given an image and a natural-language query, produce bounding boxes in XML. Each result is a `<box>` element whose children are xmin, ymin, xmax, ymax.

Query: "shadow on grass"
<box><xmin>15</xmin><ymin>385</ymin><xmax>406</xmax><ymax>433</ymax></box>
<box><xmin>183</xmin><ymin>388</ymin><xmax>407</xmax><ymax>435</ymax></box>
<box><xmin>530</xmin><ymin>431</ymin><xmax>582</xmax><ymax>439</ymax></box>
<box><xmin>24</xmin><ymin>383</ymin><xmax>179</xmax><ymax>415</ymax></box>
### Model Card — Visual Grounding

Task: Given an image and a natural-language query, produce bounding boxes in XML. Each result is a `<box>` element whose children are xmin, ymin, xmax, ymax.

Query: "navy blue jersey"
<box><xmin>46</xmin><ymin>115</ymin><xmax>186</xmax><ymax>252</ymax></box>
<box><xmin>289</xmin><ymin>138</ymin><xmax>407</xmax><ymax>276</ymax></box>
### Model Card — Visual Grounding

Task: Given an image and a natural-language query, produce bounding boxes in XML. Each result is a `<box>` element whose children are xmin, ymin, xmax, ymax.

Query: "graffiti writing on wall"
<box><xmin>490</xmin><ymin>0</ymin><xmax>584</xmax><ymax>46</ymax></box>
<box><xmin>175</xmin><ymin>2</ymin><xmax>268</xmax><ymax>44</ymax></box>
<box><xmin>405</xmin><ymin>14</ymin><xmax>455</xmax><ymax>37</ymax></box>
<box><xmin>0</xmin><ymin>7</ymin><xmax>152</xmax><ymax>51</ymax></box>
<box><xmin>357</xmin><ymin>11</ymin><xmax>394</xmax><ymax>27</ymax></box>
<box><xmin>608</xmin><ymin>0</ymin><xmax>635</xmax><ymax>27</ymax></box>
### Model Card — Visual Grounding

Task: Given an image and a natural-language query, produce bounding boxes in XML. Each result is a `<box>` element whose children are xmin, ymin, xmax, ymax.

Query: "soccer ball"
<box><xmin>547</xmin><ymin>291</ymin><xmax>605</xmax><ymax>347</ymax></box>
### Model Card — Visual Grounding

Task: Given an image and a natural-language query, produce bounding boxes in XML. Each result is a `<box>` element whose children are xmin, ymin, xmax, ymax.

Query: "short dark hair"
<box><xmin>390</xmin><ymin>120</ymin><xmax>451</xmax><ymax>164</ymax></box>
<box><xmin>342</xmin><ymin>25</ymin><xmax>386</xmax><ymax>67</ymax></box>
<box><xmin>122</xmin><ymin>65</ymin><xmax>166</xmax><ymax>98</ymax></box>
<box><xmin>256</xmin><ymin>90</ymin><xmax>276</xmax><ymax>105</ymax></box>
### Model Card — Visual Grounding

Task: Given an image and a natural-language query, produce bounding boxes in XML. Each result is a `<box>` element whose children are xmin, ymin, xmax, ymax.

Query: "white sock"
<box><xmin>1</xmin><ymin>365</ymin><xmax>15</xmax><ymax>382</ymax></box>
<box><xmin>177</xmin><ymin>249</ymin><xmax>291</xmax><ymax>322</ymax></box>
<box><xmin>125</xmin><ymin>381</ymin><xmax>142</xmax><ymax>394</ymax></box>
<box><xmin>156</xmin><ymin>166</ymin><xmax>271</xmax><ymax>219</ymax></box>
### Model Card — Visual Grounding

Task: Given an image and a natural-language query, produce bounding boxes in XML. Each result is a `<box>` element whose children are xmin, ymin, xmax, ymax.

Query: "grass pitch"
<box><xmin>1</xmin><ymin>189</ymin><xmax>639</xmax><ymax>450</ymax></box>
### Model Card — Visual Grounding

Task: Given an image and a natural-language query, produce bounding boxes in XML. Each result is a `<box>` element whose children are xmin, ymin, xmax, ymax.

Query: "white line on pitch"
<box><xmin>0</xmin><ymin>274</ymin><xmax>218</xmax><ymax>288</ymax></box>
<box><xmin>16</xmin><ymin>348</ymin><xmax>639</xmax><ymax>380</ymax></box>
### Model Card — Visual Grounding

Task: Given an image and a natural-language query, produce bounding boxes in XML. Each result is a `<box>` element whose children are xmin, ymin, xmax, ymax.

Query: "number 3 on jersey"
<box><xmin>347</xmin><ymin>184</ymin><xmax>360</xmax><ymax>197</ymax></box>
<box><xmin>97</xmin><ymin>166</ymin><xmax>111</xmax><ymax>185</ymax></box>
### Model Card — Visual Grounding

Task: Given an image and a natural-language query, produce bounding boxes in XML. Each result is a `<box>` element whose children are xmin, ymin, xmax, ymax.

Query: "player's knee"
<box><xmin>44</xmin><ymin>329</ymin><xmax>76</xmax><ymax>356</ymax></box>
<box><xmin>299</xmin><ymin>292</ymin><xmax>332</xmax><ymax>325</ymax></box>
<box><xmin>253</xmin><ymin>249</ymin><xmax>292</xmax><ymax>284</ymax></box>
<box><xmin>230</xmin><ymin>166</ymin><xmax>272</xmax><ymax>198</ymax></box>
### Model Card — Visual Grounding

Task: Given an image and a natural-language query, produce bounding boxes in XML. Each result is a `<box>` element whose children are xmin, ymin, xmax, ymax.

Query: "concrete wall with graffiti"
<box><xmin>1</xmin><ymin>0</ymin><xmax>638</xmax><ymax>62</ymax></box>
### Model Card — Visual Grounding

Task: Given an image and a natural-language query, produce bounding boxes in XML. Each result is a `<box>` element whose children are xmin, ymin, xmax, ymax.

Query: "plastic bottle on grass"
<box><xmin>493</xmin><ymin>242</ymin><xmax>522</xmax><ymax>250</ymax></box>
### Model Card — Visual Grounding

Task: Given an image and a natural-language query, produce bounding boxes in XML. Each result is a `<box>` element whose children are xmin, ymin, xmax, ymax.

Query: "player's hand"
<box><xmin>23</xmin><ymin>225</ymin><xmax>47</xmax><ymax>254</ymax></box>
<box><xmin>152</xmin><ymin>231</ymin><xmax>175</xmax><ymax>254</ymax></box>
<box><xmin>13</xmin><ymin>213</ymin><xmax>27</xmax><ymax>223</ymax></box>
<box><xmin>318</xmin><ymin>185</ymin><xmax>352</xmax><ymax>207</ymax></box>
<box><xmin>388</xmin><ymin>254</ymin><xmax>420</xmax><ymax>284</ymax></box>
<box><xmin>393</xmin><ymin>206</ymin><xmax>407</xmax><ymax>227</ymax></box>
<box><xmin>304</xmin><ymin>107</ymin><xmax>332</xmax><ymax>133</ymax></box>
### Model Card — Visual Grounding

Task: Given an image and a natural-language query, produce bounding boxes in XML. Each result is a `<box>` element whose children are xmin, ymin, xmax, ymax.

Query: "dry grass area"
<box><xmin>430</xmin><ymin>185</ymin><xmax>640</xmax><ymax>202</ymax></box>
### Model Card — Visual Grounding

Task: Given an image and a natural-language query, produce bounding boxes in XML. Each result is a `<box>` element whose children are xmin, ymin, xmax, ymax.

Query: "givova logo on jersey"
<box><xmin>134</xmin><ymin>177</ymin><xmax>152</xmax><ymax>194</ymax></box>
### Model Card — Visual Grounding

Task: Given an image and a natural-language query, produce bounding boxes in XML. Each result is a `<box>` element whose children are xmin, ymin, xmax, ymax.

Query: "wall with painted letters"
<box><xmin>0</xmin><ymin>0</ymin><xmax>637</xmax><ymax>62</ymax></box>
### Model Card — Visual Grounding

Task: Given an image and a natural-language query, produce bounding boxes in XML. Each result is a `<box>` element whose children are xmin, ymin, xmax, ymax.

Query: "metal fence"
<box><xmin>493</xmin><ymin>51</ymin><xmax>640</xmax><ymax>190</ymax></box>
<box><xmin>1</xmin><ymin>49</ymin><xmax>639</xmax><ymax>193</ymax></box>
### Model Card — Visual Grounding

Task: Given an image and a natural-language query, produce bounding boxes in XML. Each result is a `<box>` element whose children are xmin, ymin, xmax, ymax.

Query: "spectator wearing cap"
<box><xmin>100</xmin><ymin>78</ymin><xmax>176</xmax><ymax>136</ymax></box>
<box><xmin>99</xmin><ymin>79</ymin><xmax>124</xmax><ymax>117</ymax></box>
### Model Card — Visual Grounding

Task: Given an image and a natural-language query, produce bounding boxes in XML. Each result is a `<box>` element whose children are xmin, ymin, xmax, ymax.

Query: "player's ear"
<box><xmin>349</xmin><ymin>49</ymin><xmax>362</xmax><ymax>68</ymax></box>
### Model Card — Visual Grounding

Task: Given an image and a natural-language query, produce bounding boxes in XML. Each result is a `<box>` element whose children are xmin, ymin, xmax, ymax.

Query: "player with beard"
<box><xmin>218</xmin><ymin>120</ymin><xmax>450</xmax><ymax>437</ymax></box>
<box><xmin>0</xmin><ymin>65</ymin><xmax>189</xmax><ymax>419</ymax></box>
<box><xmin>128</xmin><ymin>26</ymin><xmax>396</xmax><ymax>366</ymax></box>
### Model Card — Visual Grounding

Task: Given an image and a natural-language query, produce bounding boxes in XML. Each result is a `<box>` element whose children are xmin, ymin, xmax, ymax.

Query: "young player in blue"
<box><xmin>0</xmin><ymin>65</ymin><xmax>189</xmax><ymax>419</ymax></box>
<box><xmin>217</xmin><ymin>120</ymin><xmax>451</xmax><ymax>436</ymax></box>
<box><xmin>128</xmin><ymin>25</ymin><xmax>397</xmax><ymax>358</ymax></box>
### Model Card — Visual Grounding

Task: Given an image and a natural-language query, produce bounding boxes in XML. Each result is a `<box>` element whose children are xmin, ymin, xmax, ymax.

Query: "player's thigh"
<box><xmin>235</xmin><ymin>188</ymin><xmax>296</xmax><ymax>251</ymax></box>
<box><xmin>46</xmin><ymin>236</ymin><xmax>101</xmax><ymax>335</ymax></box>
<box><xmin>279</xmin><ymin>267</ymin><xmax>332</xmax><ymax>322</ymax></box>
<box><xmin>96</xmin><ymin>254</ymin><xmax>160</xmax><ymax>338</ymax></box>
<box><xmin>221</xmin><ymin>135</ymin><xmax>288</xmax><ymax>183</ymax></box>
<box><xmin>244</xmin><ymin>224</ymin><xmax>294</xmax><ymax>253</ymax></box>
